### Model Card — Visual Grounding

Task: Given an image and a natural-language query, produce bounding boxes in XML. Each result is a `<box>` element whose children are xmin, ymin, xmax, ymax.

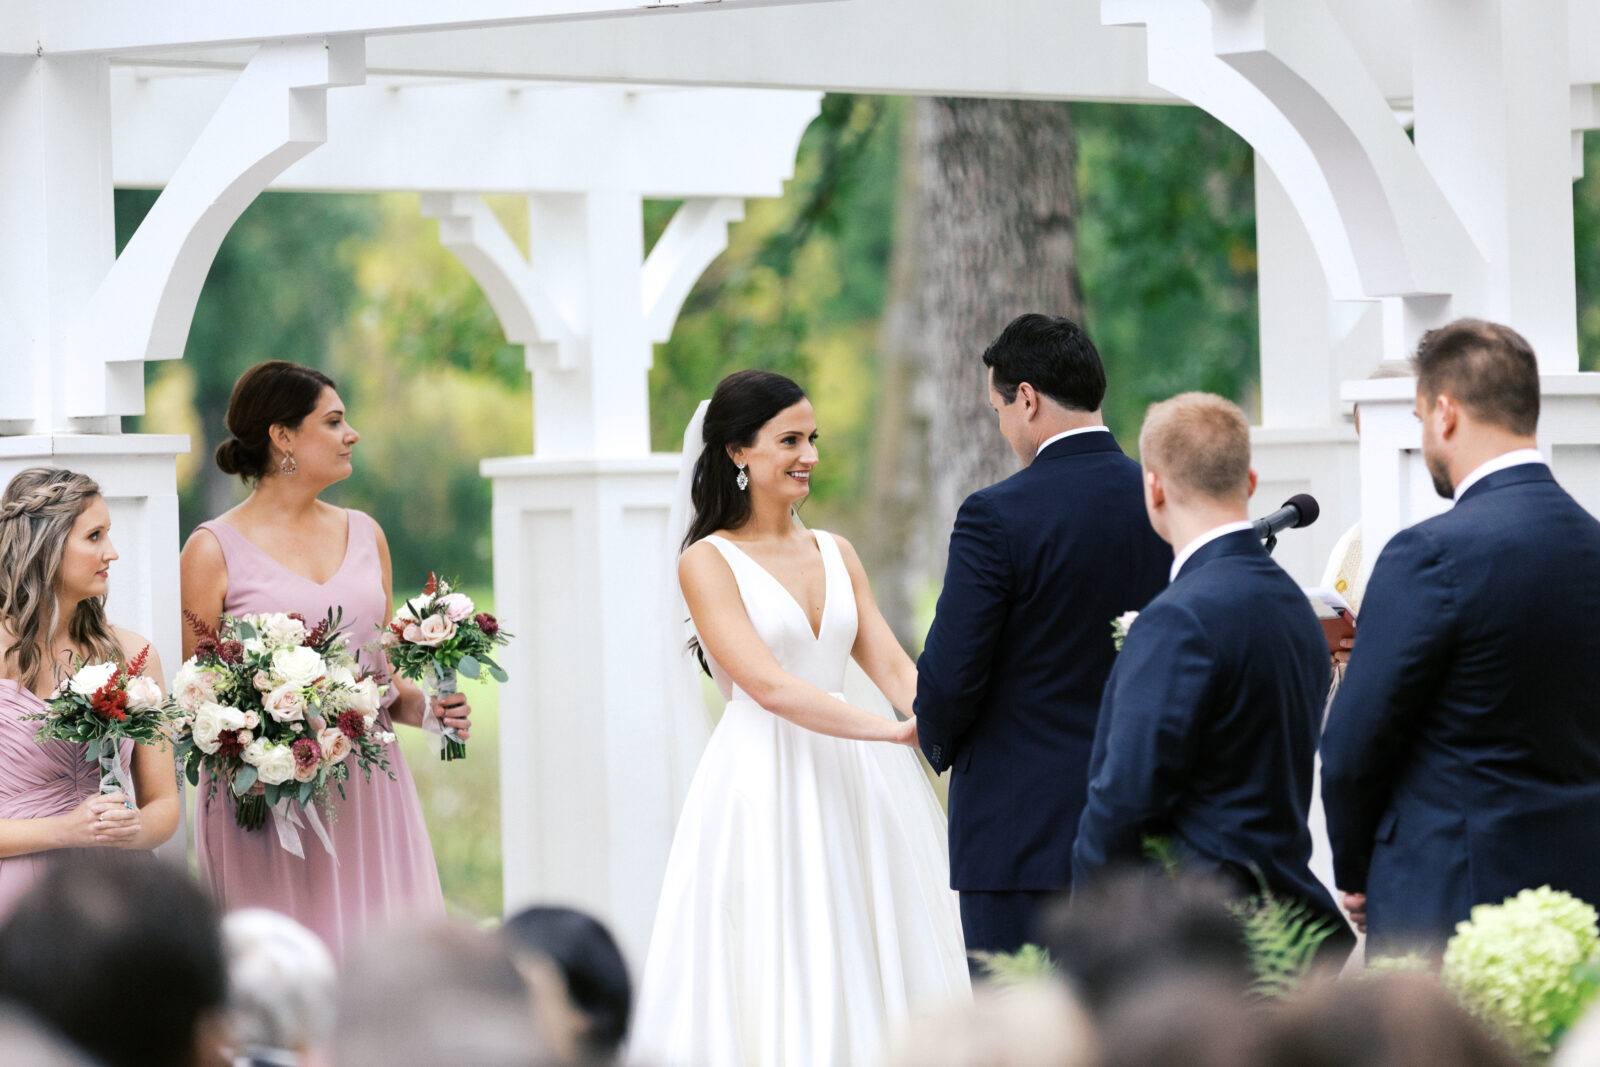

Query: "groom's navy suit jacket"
<box><xmin>1322</xmin><ymin>464</ymin><xmax>1600</xmax><ymax>949</ymax></box>
<box><xmin>916</xmin><ymin>431</ymin><xmax>1170</xmax><ymax>891</ymax></box>
<box><xmin>1071</xmin><ymin>530</ymin><xmax>1349</xmax><ymax>949</ymax></box>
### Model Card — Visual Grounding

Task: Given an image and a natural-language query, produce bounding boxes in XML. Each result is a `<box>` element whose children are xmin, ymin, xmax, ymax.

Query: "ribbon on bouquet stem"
<box><xmin>418</xmin><ymin>662</ymin><xmax>462</xmax><ymax>756</ymax></box>
<box><xmin>267</xmin><ymin>797</ymin><xmax>337</xmax><ymax>862</ymax></box>
<box><xmin>88</xmin><ymin>736</ymin><xmax>135</xmax><ymax>803</ymax></box>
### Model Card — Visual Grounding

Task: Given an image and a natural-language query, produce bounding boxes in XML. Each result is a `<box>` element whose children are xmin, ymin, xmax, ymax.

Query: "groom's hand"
<box><xmin>1341</xmin><ymin>892</ymin><xmax>1367</xmax><ymax>933</ymax></box>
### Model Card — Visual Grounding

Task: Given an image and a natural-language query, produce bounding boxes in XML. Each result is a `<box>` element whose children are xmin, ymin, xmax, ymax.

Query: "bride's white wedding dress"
<box><xmin>630</xmin><ymin>530</ymin><xmax>970</xmax><ymax>1067</ymax></box>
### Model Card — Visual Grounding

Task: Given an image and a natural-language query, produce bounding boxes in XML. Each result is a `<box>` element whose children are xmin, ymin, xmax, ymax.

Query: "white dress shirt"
<box><xmin>1169</xmin><ymin>520</ymin><xmax>1256</xmax><ymax>582</ymax></box>
<box><xmin>1034</xmin><ymin>425</ymin><xmax>1109</xmax><ymax>459</ymax></box>
<box><xmin>1451</xmin><ymin>447</ymin><xmax>1545</xmax><ymax>500</ymax></box>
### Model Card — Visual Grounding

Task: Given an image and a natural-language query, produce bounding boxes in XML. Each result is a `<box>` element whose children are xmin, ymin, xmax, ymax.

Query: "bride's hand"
<box><xmin>888</xmin><ymin>715</ymin><xmax>918</xmax><ymax>748</ymax></box>
<box><xmin>435</xmin><ymin>692</ymin><xmax>472</xmax><ymax>741</ymax></box>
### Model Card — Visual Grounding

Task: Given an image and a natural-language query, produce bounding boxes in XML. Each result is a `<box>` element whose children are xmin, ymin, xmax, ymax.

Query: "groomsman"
<box><xmin>1071</xmin><ymin>393</ymin><xmax>1351</xmax><ymax>960</ymax></box>
<box><xmin>1323</xmin><ymin>319</ymin><xmax>1600</xmax><ymax>951</ymax></box>
<box><xmin>917</xmin><ymin>313</ymin><xmax>1170</xmax><ymax>958</ymax></box>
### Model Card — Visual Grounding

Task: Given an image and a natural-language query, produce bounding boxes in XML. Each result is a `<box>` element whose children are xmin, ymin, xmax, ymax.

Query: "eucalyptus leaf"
<box><xmin>238</xmin><ymin>621</ymin><xmax>257</xmax><ymax>641</ymax></box>
<box><xmin>233</xmin><ymin>766</ymin><xmax>258</xmax><ymax>795</ymax></box>
<box><xmin>299</xmin><ymin>781</ymin><xmax>314</xmax><ymax>804</ymax></box>
<box><xmin>489</xmin><ymin>666</ymin><xmax>508</xmax><ymax>683</ymax></box>
<box><xmin>458</xmin><ymin>655</ymin><xmax>481</xmax><ymax>679</ymax></box>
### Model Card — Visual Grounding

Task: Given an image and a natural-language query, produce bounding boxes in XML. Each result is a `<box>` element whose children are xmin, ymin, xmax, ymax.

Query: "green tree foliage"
<box><xmin>1576</xmin><ymin>131</ymin><xmax>1600</xmax><ymax>371</ymax></box>
<box><xmin>1073</xmin><ymin>102</ymin><xmax>1261</xmax><ymax>442</ymax></box>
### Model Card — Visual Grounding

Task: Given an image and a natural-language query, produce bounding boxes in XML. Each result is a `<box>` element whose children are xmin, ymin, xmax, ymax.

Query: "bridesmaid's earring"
<box><xmin>280</xmin><ymin>452</ymin><xmax>297</xmax><ymax>475</ymax></box>
<box><xmin>735</xmin><ymin>462</ymin><xmax>748</xmax><ymax>491</ymax></box>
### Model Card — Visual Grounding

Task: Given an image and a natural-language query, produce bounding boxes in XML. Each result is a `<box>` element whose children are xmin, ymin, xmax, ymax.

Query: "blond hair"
<box><xmin>1139</xmin><ymin>392</ymin><xmax>1252</xmax><ymax>503</ymax></box>
<box><xmin>0</xmin><ymin>468</ymin><xmax>122</xmax><ymax>690</ymax></box>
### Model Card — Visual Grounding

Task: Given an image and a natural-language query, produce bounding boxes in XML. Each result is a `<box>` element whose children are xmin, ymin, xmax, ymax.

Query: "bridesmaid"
<box><xmin>179</xmin><ymin>361</ymin><xmax>470</xmax><ymax>957</ymax></box>
<box><xmin>0</xmin><ymin>468</ymin><xmax>179</xmax><ymax>916</ymax></box>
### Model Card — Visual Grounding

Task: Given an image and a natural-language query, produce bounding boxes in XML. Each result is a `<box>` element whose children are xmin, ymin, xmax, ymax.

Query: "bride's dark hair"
<box><xmin>681</xmin><ymin>370</ymin><xmax>809</xmax><ymax>552</ymax></box>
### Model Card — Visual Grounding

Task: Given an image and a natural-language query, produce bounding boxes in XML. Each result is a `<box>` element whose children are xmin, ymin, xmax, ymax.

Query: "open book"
<box><xmin>1303</xmin><ymin>586</ymin><xmax>1356</xmax><ymax>650</ymax></box>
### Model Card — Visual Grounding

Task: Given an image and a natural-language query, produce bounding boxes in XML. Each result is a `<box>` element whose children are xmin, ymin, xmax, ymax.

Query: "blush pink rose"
<box><xmin>437</xmin><ymin>592</ymin><xmax>476</xmax><ymax>622</ymax></box>
<box><xmin>404</xmin><ymin>615</ymin><xmax>457</xmax><ymax>648</ymax></box>
<box><xmin>317</xmin><ymin>727</ymin><xmax>353</xmax><ymax>764</ymax></box>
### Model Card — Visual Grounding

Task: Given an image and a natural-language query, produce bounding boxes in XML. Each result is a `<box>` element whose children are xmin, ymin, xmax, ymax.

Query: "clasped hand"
<box><xmin>70</xmin><ymin>792</ymin><xmax>139</xmax><ymax>848</ymax></box>
<box><xmin>890</xmin><ymin>715</ymin><xmax>918</xmax><ymax>748</ymax></box>
<box><xmin>434</xmin><ymin>691</ymin><xmax>472</xmax><ymax>740</ymax></box>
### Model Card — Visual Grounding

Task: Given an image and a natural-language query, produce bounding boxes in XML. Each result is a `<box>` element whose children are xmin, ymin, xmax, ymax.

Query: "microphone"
<box><xmin>1253</xmin><ymin>493</ymin><xmax>1319</xmax><ymax>550</ymax></box>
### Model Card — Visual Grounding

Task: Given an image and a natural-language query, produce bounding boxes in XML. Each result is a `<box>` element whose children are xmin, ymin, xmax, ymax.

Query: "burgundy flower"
<box><xmin>474</xmin><ymin>613</ymin><xmax>500</xmax><ymax>639</ymax></box>
<box><xmin>194</xmin><ymin>636</ymin><xmax>220</xmax><ymax>660</ymax></box>
<box><xmin>217</xmin><ymin>730</ymin><xmax>246</xmax><ymax>760</ymax></box>
<box><xmin>292</xmin><ymin>738</ymin><xmax>323</xmax><ymax>770</ymax></box>
<box><xmin>336</xmin><ymin>710</ymin><xmax>367</xmax><ymax>740</ymax></box>
<box><xmin>217</xmin><ymin>640</ymin><xmax>245</xmax><ymax>665</ymax></box>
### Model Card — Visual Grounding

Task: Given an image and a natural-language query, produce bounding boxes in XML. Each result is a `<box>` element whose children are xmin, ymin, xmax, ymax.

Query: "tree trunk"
<box><xmin>916</xmin><ymin>98</ymin><xmax>1085</xmax><ymax>539</ymax></box>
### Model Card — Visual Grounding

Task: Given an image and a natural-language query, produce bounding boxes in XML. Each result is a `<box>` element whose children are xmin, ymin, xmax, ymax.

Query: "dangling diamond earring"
<box><xmin>735</xmin><ymin>462</ymin><xmax>749</xmax><ymax>491</ymax></box>
<box><xmin>279</xmin><ymin>452</ymin><xmax>297</xmax><ymax>475</ymax></box>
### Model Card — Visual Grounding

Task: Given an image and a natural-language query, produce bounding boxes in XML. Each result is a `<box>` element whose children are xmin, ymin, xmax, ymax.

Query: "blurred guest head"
<box><xmin>1138</xmin><ymin>392</ymin><xmax>1255</xmax><ymax>544</ymax></box>
<box><xmin>1411</xmin><ymin>318</ymin><xmax>1540</xmax><ymax>498</ymax></box>
<box><xmin>982</xmin><ymin>314</ymin><xmax>1108</xmax><ymax>465</ymax></box>
<box><xmin>221</xmin><ymin>909</ymin><xmax>337</xmax><ymax>1067</ymax></box>
<box><xmin>334</xmin><ymin>921</ymin><xmax>545</xmax><ymax>1067</ymax></box>
<box><xmin>1097</xmin><ymin>975</ymin><xmax>1265</xmax><ymax>1067</ymax></box>
<box><xmin>875</xmin><ymin>981</ymin><xmax>1097</xmax><ymax>1067</ymax></box>
<box><xmin>502</xmin><ymin>906</ymin><xmax>631</xmax><ymax>1063</ymax></box>
<box><xmin>1263</xmin><ymin>972</ymin><xmax>1515</xmax><ymax>1067</ymax></box>
<box><xmin>0</xmin><ymin>851</ymin><xmax>228</xmax><ymax>1067</ymax></box>
<box><xmin>0</xmin><ymin>1004</ymin><xmax>100</xmax><ymax>1067</ymax></box>
<box><xmin>1040</xmin><ymin>868</ymin><xmax>1251</xmax><ymax>1015</ymax></box>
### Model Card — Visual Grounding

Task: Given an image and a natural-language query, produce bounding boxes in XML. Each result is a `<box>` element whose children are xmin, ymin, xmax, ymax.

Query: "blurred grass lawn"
<box><xmin>396</xmin><ymin>583</ymin><xmax>503</xmax><ymax>920</ymax></box>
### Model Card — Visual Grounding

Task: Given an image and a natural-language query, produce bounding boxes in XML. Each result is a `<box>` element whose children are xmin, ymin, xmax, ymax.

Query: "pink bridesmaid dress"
<box><xmin>194</xmin><ymin>509</ymin><xmax>444</xmax><ymax>957</ymax></box>
<box><xmin>0</xmin><ymin>679</ymin><xmax>135</xmax><ymax>918</ymax></box>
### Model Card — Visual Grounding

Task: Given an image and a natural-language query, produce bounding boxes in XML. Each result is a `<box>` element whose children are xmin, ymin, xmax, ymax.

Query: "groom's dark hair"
<box><xmin>983</xmin><ymin>313</ymin><xmax>1107</xmax><ymax>412</ymax></box>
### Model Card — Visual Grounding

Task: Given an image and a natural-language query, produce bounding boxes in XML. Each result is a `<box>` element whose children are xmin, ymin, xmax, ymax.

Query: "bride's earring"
<box><xmin>735</xmin><ymin>462</ymin><xmax>748</xmax><ymax>491</ymax></box>
<box><xmin>279</xmin><ymin>451</ymin><xmax>297</xmax><ymax>475</ymax></box>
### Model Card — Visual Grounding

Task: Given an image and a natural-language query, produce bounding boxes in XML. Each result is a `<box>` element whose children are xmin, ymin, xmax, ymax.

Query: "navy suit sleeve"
<box><xmin>1072</xmin><ymin>601</ymin><xmax>1212</xmax><ymax>883</ymax></box>
<box><xmin>916</xmin><ymin>492</ymin><xmax>1012</xmax><ymax>773</ymax></box>
<box><xmin>1321</xmin><ymin>525</ymin><xmax>1457</xmax><ymax>894</ymax></box>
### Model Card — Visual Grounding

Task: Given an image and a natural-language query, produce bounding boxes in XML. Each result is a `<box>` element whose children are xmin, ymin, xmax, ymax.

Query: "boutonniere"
<box><xmin>1111</xmin><ymin>611</ymin><xmax>1139</xmax><ymax>652</ymax></box>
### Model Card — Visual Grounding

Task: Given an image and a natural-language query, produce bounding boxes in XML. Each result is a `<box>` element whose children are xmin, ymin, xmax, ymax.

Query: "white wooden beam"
<box><xmin>68</xmin><ymin>38</ymin><xmax>366</xmax><ymax>418</ymax></box>
<box><xmin>16</xmin><ymin>0</ymin><xmax>836</xmax><ymax>58</ymax></box>
<box><xmin>641</xmin><ymin>198</ymin><xmax>743</xmax><ymax>344</ymax></box>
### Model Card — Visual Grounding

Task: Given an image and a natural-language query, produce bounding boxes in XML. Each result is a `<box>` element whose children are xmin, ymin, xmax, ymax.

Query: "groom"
<box><xmin>916</xmin><ymin>313</ymin><xmax>1170</xmax><ymax>958</ymax></box>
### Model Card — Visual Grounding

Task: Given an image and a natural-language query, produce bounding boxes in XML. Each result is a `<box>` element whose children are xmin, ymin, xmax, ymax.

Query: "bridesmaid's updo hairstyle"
<box><xmin>0</xmin><ymin>468</ymin><xmax>122</xmax><ymax>689</ymax></box>
<box><xmin>682</xmin><ymin>370</ymin><xmax>808</xmax><ymax>552</ymax></box>
<box><xmin>215</xmin><ymin>361</ymin><xmax>338</xmax><ymax>484</ymax></box>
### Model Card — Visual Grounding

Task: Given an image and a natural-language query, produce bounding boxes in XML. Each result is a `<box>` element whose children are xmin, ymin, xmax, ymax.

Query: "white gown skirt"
<box><xmin>629</xmin><ymin>696</ymin><xmax>971</xmax><ymax>1067</ymax></box>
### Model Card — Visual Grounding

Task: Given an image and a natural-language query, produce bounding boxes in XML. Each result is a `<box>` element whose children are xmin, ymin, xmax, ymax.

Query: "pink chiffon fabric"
<box><xmin>193</xmin><ymin>510</ymin><xmax>444</xmax><ymax>958</ymax></box>
<box><xmin>0</xmin><ymin>679</ymin><xmax>135</xmax><ymax>918</ymax></box>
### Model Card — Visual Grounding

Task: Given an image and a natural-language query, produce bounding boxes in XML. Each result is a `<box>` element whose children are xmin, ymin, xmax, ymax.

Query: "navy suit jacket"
<box><xmin>916</xmin><ymin>431</ymin><xmax>1170</xmax><ymax>891</ymax></box>
<box><xmin>1072</xmin><ymin>531</ymin><xmax>1348</xmax><ymax>943</ymax></box>
<box><xmin>1322</xmin><ymin>464</ymin><xmax>1600</xmax><ymax>949</ymax></box>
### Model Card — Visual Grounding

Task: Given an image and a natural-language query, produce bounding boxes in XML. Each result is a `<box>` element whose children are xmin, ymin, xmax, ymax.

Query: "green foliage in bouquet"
<box><xmin>971</xmin><ymin>944</ymin><xmax>1057</xmax><ymax>987</ymax></box>
<box><xmin>1442</xmin><ymin>886</ymin><xmax>1600</xmax><ymax>1062</ymax></box>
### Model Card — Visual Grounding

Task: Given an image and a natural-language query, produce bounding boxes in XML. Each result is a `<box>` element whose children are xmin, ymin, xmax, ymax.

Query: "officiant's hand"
<box><xmin>435</xmin><ymin>692</ymin><xmax>472</xmax><ymax>741</ymax></box>
<box><xmin>1342</xmin><ymin>892</ymin><xmax>1367</xmax><ymax>933</ymax></box>
<box><xmin>1332</xmin><ymin>637</ymin><xmax>1354</xmax><ymax>668</ymax></box>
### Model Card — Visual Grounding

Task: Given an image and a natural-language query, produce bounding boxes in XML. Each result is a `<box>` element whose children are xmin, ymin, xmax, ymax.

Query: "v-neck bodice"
<box><xmin>701</xmin><ymin>530</ymin><xmax>858</xmax><ymax>697</ymax></box>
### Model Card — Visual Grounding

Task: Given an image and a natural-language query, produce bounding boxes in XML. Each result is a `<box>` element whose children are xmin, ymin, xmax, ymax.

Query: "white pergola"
<box><xmin>4</xmin><ymin>0</ymin><xmax>1599</xmax><ymax>964</ymax></box>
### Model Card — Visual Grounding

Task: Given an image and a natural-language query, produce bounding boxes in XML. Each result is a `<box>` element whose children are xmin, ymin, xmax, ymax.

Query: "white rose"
<box><xmin>215</xmin><ymin>704</ymin><xmax>249</xmax><ymax>733</ymax></box>
<box><xmin>270</xmin><ymin>646</ymin><xmax>325</xmax><ymax>690</ymax></box>
<box><xmin>124</xmin><ymin>676</ymin><xmax>164</xmax><ymax>711</ymax></box>
<box><xmin>325</xmin><ymin>664</ymin><xmax>356</xmax><ymax>690</ymax></box>
<box><xmin>68</xmin><ymin>661</ymin><xmax>118</xmax><ymax>697</ymax></box>
<box><xmin>264</xmin><ymin>685</ymin><xmax>307</xmax><ymax>723</ymax></box>
<box><xmin>404</xmin><ymin>615</ymin><xmax>457</xmax><ymax>648</ymax></box>
<box><xmin>172</xmin><ymin>662</ymin><xmax>221</xmax><ymax>714</ymax></box>
<box><xmin>438</xmin><ymin>593</ymin><xmax>475</xmax><ymax>622</ymax></box>
<box><xmin>192</xmin><ymin>702</ymin><xmax>224</xmax><ymax>754</ymax></box>
<box><xmin>348</xmin><ymin>676</ymin><xmax>382</xmax><ymax>716</ymax></box>
<box><xmin>242</xmin><ymin>638</ymin><xmax>267</xmax><ymax>657</ymax></box>
<box><xmin>255</xmin><ymin>743</ymin><xmax>297</xmax><ymax>786</ymax></box>
<box><xmin>241</xmin><ymin>738</ymin><xmax>268</xmax><ymax>767</ymax></box>
<box><xmin>317</xmin><ymin>727</ymin><xmax>352</xmax><ymax>765</ymax></box>
<box><xmin>255</xmin><ymin>613</ymin><xmax>309</xmax><ymax>651</ymax></box>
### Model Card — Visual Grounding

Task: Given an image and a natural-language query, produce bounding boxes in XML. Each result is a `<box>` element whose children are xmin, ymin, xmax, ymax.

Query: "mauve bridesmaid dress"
<box><xmin>0</xmin><ymin>679</ymin><xmax>135</xmax><ymax>917</ymax></box>
<box><xmin>194</xmin><ymin>509</ymin><xmax>444</xmax><ymax>957</ymax></box>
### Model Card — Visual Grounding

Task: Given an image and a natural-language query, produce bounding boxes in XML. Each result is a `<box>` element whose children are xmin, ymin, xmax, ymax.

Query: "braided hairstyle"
<box><xmin>0</xmin><ymin>468</ymin><xmax>123</xmax><ymax>690</ymax></box>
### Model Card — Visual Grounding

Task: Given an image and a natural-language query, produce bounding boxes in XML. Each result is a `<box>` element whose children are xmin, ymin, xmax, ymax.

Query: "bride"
<box><xmin>629</xmin><ymin>370</ymin><xmax>970</xmax><ymax>1067</ymax></box>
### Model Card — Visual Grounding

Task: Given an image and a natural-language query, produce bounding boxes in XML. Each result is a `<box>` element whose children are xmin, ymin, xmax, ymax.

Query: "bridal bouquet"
<box><xmin>28</xmin><ymin>646</ymin><xmax>177</xmax><ymax>800</ymax></box>
<box><xmin>173</xmin><ymin>610</ymin><xmax>395</xmax><ymax>849</ymax></box>
<box><xmin>381</xmin><ymin>574</ymin><xmax>509</xmax><ymax>761</ymax></box>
